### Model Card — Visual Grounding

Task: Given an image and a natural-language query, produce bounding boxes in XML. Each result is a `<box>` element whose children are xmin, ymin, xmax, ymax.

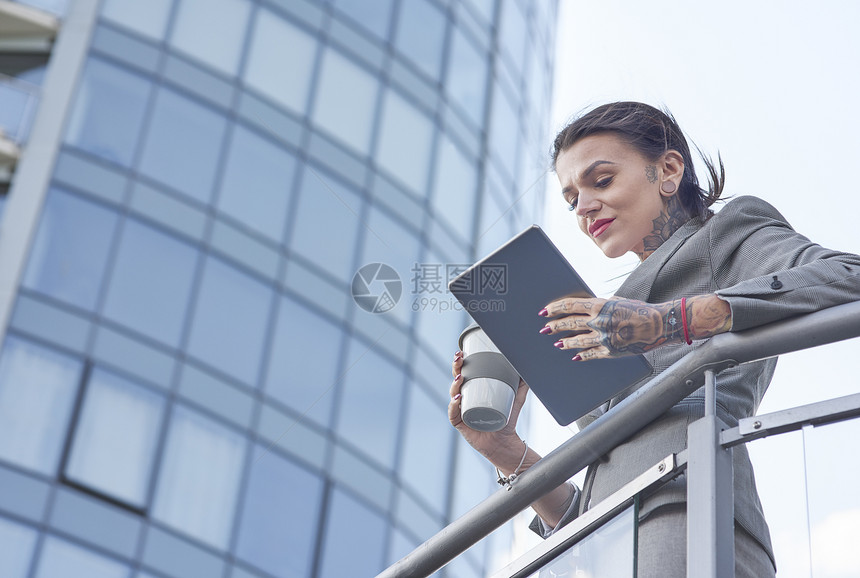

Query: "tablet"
<box><xmin>448</xmin><ymin>225</ymin><xmax>652</xmax><ymax>426</ymax></box>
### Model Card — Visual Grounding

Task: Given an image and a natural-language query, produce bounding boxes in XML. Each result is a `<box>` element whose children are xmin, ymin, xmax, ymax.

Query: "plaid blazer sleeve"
<box><xmin>709</xmin><ymin>196</ymin><xmax>860</xmax><ymax>331</ymax></box>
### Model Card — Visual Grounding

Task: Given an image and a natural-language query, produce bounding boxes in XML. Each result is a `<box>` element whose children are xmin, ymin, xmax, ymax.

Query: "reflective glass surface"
<box><xmin>394</xmin><ymin>0</ymin><xmax>446</xmax><ymax>81</ymax></box>
<box><xmin>432</xmin><ymin>135</ymin><xmax>477</xmax><ymax>235</ymax></box>
<box><xmin>15</xmin><ymin>0</ymin><xmax>69</xmax><ymax>16</ymax></box>
<box><xmin>399</xmin><ymin>386</ymin><xmax>452</xmax><ymax>509</ymax></box>
<box><xmin>101</xmin><ymin>0</ymin><xmax>173</xmax><ymax>41</ymax></box>
<box><xmin>331</xmin><ymin>0</ymin><xmax>393</xmax><ymax>40</ymax></box>
<box><xmin>34</xmin><ymin>536</ymin><xmax>130</xmax><ymax>578</ymax></box>
<box><xmin>264</xmin><ymin>297</ymin><xmax>341</xmax><ymax>426</ymax></box>
<box><xmin>0</xmin><ymin>337</ymin><xmax>82</xmax><ymax>474</ymax></box>
<box><xmin>217</xmin><ymin>125</ymin><xmax>297</xmax><ymax>242</ymax></box>
<box><xmin>445</xmin><ymin>27</ymin><xmax>488</xmax><ymax>126</ymax></box>
<box><xmin>152</xmin><ymin>405</ymin><xmax>246</xmax><ymax>549</ymax></box>
<box><xmin>0</xmin><ymin>516</ymin><xmax>38</xmax><ymax>578</ymax></box>
<box><xmin>319</xmin><ymin>487</ymin><xmax>387</xmax><ymax>578</ymax></box>
<box><xmin>138</xmin><ymin>88</ymin><xmax>227</xmax><ymax>204</ymax></box>
<box><xmin>101</xmin><ymin>219</ymin><xmax>198</xmax><ymax>347</ymax></box>
<box><xmin>336</xmin><ymin>341</ymin><xmax>405</xmax><ymax>469</ymax></box>
<box><xmin>311</xmin><ymin>48</ymin><xmax>378</xmax><ymax>155</ymax></box>
<box><xmin>65</xmin><ymin>369</ymin><xmax>166</xmax><ymax>507</ymax></box>
<box><xmin>186</xmin><ymin>256</ymin><xmax>272</xmax><ymax>385</ymax></box>
<box><xmin>490</xmin><ymin>86</ymin><xmax>519</xmax><ymax>174</ymax></box>
<box><xmin>169</xmin><ymin>0</ymin><xmax>251</xmax><ymax>76</ymax></box>
<box><xmin>65</xmin><ymin>58</ymin><xmax>151</xmax><ymax>167</ymax></box>
<box><xmin>243</xmin><ymin>9</ymin><xmax>317</xmax><ymax>114</ymax></box>
<box><xmin>235</xmin><ymin>446</ymin><xmax>324</xmax><ymax>577</ymax></box>
<box><xmin>376</xmin><ymin>89</ymin><xmax>434</xmax><ymax>194</ymax></box>
<box><xmin>288</xmin><ymin>167</ymin><xmax>361</xmax><ymax>281</ymax></box>
<box><xmin>22</xmin><ymin>189</ymin><xmax>118</xmax><ymax>311</ymax></box>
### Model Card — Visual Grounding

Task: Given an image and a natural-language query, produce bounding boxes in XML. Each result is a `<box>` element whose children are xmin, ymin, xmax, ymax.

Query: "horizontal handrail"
<box><xmin>377</xmin><ymin>300</ymin><xmax>860</xmax><ymax>578</ymax></box>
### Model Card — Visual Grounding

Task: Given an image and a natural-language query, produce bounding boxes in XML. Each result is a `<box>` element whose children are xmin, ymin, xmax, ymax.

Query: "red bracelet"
<box><xmin>681</xmin><ymin>297</ymin><xmax>692</xmax><ymax>345</ymax></box>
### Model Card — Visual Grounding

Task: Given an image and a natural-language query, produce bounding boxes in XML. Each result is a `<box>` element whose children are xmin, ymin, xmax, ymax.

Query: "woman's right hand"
<box><xmin>448</xmin><ymin>350</ymin><xmax>530</xmax><ymax>468</ymax></box>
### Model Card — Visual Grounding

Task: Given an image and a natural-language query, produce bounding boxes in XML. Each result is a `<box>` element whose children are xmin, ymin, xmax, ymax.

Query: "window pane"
<box><xmin>101</xmin><ymin>219</ymin><xmax>197</xmax><ymax>347</ymax></box>
<box><xmin>376</xmin><ymin>89</ymin><xmax>433</xmax><ymax>195</ymax></box>
<box><xmin>186</xmin><ymin>257</ymin><xmax>272</xmax><ymax>385</ymax></box>
<box><xmin>217</xmin><ymin>125</ymin><xmax>296</xmax><ymax>242</ymax></box>
<box><xmin>65</xmin><ymin>58</ymin><xmax>151</xmax><ymax>167</ymax></box>
<box><xmin>264</xmin><ymin>297</ymin><xmax>342</xmax><ymax>426</ymax></box>
<box><xmin>288</xmin><ymin>167</ymin><xmax>361</xmax><ymax>281</ymax></box>
<box><xmin>445</xmin><ymin>28</ymin><xmax>488</xmax><ymax>126</ymax></box>
<box><xmin>243</xmin><ymin>9</ymin><xmax>317</xmax><ymax>114</ymax></box>
<box><xmin>236</xmin><ymin>447</ymin><xmax>324</xmax><ymax>577</ymax></box>
<box><xmin>65</xmin><ymin>369</ymin><xmax>165</xmax><ymax>507</ymax></box>
<box><xmin>23</xmin><ymin>189</ymin><xmax>118</xmax><ymax>311</ymax></box>
<box><xmin>319</xmin><ymin>488</ymin><xmax>387</xmax><ymax>578</ymax></box>
<box><xmin>101</xmin><ymin>0</ymin><xmax>173</xmax><ymax>41</ymax></box>
<box><xmin>336</xmin><ymin>342</ymin><xmax>405</xmax><ymax>469</ymax></box>
<box><xmin>489</xmin><ymin>85</ymin><xmax>519</xmax><ymax>174</ymax></box>
<box><xmin>138</xmin><ymin>88</ymin><xmax>227</xmax><ymax>204</ymax></box>
<box><xmin>0</xmin><ymin>337</ymin><xmax>82</xmax><ymax>474</ymax></box>
<box><xmin>432</xmin><ymin>135</ymin><xmax>477</xmax><ymax>235</ymax></box>
<box><xmin>35</xmin><ymin>537</ymin><xmax>130</xmax><ymax>578</ymax></box>
<box><xmin>331</xmin><ymin>0</ymin><xmax>393</xmax><ymax>40</ymax></box>
<box><xmin>394</xmin><ymin>0</ymin><xmax>446</xmax><ymax>80</ymax></box>
<box><xmin>152</xmin><ymin>405</ymin><xmax>246</xmax><ymax>549</ymax></box>
<box><xmin>169</xmin><ymin>0</ymin><xmax>251</xmax><ymax>76</ymax></box>
<box><xmin>0</xmin><ymin>516</ymin><xmax>38</xmax><ymax>578</ymax></box>
<box><xmin>399</xmin><ymin>386</ymin><xmax>452</xmax><ymax>508</ymax></box>
<box><xmin>311</xmin><ymin>49</ymin><xmax>378</xmax><ymax>156</ymax></box>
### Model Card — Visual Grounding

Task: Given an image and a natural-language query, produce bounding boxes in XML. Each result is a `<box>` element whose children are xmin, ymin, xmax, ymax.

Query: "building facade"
<box><xmin>0</xmin><ymin>0</ymin><xmax>556</xmax><ymax>576</ymax></box>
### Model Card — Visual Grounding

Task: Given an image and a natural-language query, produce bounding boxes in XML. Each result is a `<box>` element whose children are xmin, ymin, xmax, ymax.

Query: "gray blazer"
<box><xmin>534</xmin><ymin>196</ymin><xmax>860</xmax><ymax>562</ymax></box>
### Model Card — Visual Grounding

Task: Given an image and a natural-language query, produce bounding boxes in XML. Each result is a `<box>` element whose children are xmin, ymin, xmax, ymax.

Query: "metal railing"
<box><xmin>378</xmin><ymin>300</ymin><xmax>860</xmax><ymax>578</ymax></box>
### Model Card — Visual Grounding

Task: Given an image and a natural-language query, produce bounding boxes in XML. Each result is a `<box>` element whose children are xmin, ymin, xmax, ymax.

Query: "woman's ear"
<box><xmin>659</xmin><ymin>150</ymin><xmax>685</xmax><ymax>197</ymax></box>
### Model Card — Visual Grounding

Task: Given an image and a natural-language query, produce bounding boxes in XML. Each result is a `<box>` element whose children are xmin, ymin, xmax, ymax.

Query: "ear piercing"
<box><xmin>661</xmin><ymin>181</ymin><xmax>677</xmax><ymax>194</ymax></box>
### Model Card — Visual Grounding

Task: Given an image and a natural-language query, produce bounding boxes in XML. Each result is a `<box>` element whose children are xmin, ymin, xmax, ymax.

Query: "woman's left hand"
<box><xmin>540</xmin><ymin>296</ymin><xmax>670</xmax><ymax>360</ymax></box>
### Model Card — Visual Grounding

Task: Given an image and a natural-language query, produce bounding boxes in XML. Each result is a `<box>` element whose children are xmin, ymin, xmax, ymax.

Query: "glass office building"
<box><xmin>0</xmin><ymin>0</ymin><xmax>556</xmax><ymax>576</ymax></box>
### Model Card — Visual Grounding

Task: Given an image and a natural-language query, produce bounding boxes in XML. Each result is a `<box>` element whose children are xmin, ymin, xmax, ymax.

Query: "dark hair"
<box><xmin>551</xmin><ymin>102</ymin><xmax>725</xmax><ymax>218</ymax></box>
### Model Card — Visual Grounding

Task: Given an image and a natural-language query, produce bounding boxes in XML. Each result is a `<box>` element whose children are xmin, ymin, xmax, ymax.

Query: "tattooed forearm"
<box><xmin>687</xmin><ymin>294</ymin><xmax>732</xmax><ymax>338</ymax></box>
<box><xmin>587</xmin><ymin>300</ymin><xmax>677</xmax><ymax>355</ymax></box>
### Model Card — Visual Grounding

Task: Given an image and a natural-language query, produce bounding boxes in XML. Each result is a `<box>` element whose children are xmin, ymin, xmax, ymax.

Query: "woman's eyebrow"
<box><xmin>579</xmin><ymin>160</ymin><xmax>617</xmax><ymax>181</ymax></box>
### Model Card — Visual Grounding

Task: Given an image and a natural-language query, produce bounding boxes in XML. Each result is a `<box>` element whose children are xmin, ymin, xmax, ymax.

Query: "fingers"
<box><xmin>541</xmin><ymin>297</ymin><xmax>605</xmax><ymax>318</ymax></box>
<box><xmin>540</xmin><ymin>314</ymin><xmax>591</xmax><ymax>335</ymax></box>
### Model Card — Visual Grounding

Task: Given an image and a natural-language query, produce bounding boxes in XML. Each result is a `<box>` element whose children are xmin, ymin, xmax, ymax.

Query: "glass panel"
<box><xmin>264</xmin><ymin>297</ymin><xmax>342</xmax><ymax>426</ymax></box>
<box><xmin>0</xmin><ymin>516</ymin><xmax>38</xmax><ymax>578</ymax></box>
<box><xmin>527</xmin><ymin>506</ymin><xmax>635</xmax><ymax>577</ymax></box>
<box><xmin>489</xmin><ymin>85</ymin><xmax>519</xmax><ymax>174</ymax></box>
<box><xmin>34</xmin><ymin>536</ymin><xmax>130</xmax><ymax>578</ymax></box>
<box><xmin>331</xmin><ymin>0</ymin><xmax>393</xmax><ymax>40</ymax></box>
<box><xmin>376</xmin><ymin>89</ymin><xmax>433</xmax><ymax>195</ymax></box>
<box><xmin>289</xmin><ymin>167</ymin><xmax>361</xmax><ymax>282</ymax></box>
<box><xmin>22</xmin><ymin>189</ymin><xmax>118</xmax><ymax>311</ymax></box>
<box><xmin>445</xmin><ymin>27</ymin><xmax>488</xmax><ymax>127</ymax></box>
<box><xmin>138</xmin><ymin>87</ymin><xmax>228</xmax><ymax>204</ymax></box>
<box><xmin>101</xmin><ymin>219</ymin><xmax>198</xmax><ymax>347</ymax></box>
<box><xmin>431</xmin><ymin>135</ymin><xmax>477</xmax><ymax>236</ymax></box>
<box><xmin>101</xmin><ymin>0</ymin><xmax>173</xmax><ymax>41</ymax></box>
<box><xmin>169</xmin><ymin>0</ymin><xmax>251</xmax><ymax>76</ymax></box>
<box><xmin>394</xmin><ymin>0</ymin><xmax>446</xmax><ymax>81</ymax></box>
<box><xmin>498</xmin><ymin>0</ymin><xmax>527</xmax><ymax>75</ymax></box>
<box><xmin>217</xmin><ymin>125</ymin><xmax>297</xmax><ymax>242</ymax></box>
<box><xmin>311</xmin><ymin>48</ymin><xmax>378</xmax><ymax>156</ymax></box>
<box><xmin>318</xmin><ymin>487</ymin><xmax>387</xmax><ymax>578</ymax></box>
<box><xmin>65</xmin><ymin>58</ymin><xmax>151</xmax><ymax>167</ymax></box>
<box><xmin>235</xmin><ymin>446</ymin><xmax>325</xmax><ymax>577</ymax></box>
<box><xmin>152</xmin><ymin>405</ymin><xmax>246</xmax><ymax>549</ymax></box>
<box><xmin>0</xmin><ymin>73</ymin><xmax>38</xmax><ymax>143</ymax></box>
<box><xmin>243</xmin><ymin>9</ymin><xmax>317</xmax><ymax>114</ymax></box>
<box><xmin>186</xmin><ymin>256</ymin><xmax>272</xmax><ymax>385</ymax></box>
<box><xmin>14</xmin><ymin>0</ymin><xmax>68</xmax><ymax>16</ymax></box>
<box><xmin>0</xmin><ymin>338</ymin><xmax>82</xmax><ymax>475</ymax></box>
<box><xmin>336</xmin><ymin>341</ymin><xmax>405</xmax><ymax>469</ymax></box>
<box><xmin>398</xmin><ymin>386</ymin><xmax>452</xmax><ymax>509</ymax></box>
<box><xmin>64</xmin><ymin>369</ymin><xmax>165</xmax><ymax>507</ymax></box>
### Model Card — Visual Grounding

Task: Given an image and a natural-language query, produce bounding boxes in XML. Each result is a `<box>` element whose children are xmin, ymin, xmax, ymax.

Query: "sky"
<box><xmin>521</xmin><ymin>1</ymin><xmax>860</xmax><ymax>576</ymax></box>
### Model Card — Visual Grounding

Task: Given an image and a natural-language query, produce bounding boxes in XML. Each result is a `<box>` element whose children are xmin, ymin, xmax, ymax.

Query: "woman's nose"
<box><xmin>575</xmin><ymin>192</ymin><xmax>600</xmax><ymax>217</ymax></box>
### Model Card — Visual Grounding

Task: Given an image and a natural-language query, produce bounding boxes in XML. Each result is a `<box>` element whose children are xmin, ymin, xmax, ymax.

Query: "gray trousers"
<box><xmin>637</xmin><ymin>504</ymin><xmax>776</xmax><ymax>578</ymax></box>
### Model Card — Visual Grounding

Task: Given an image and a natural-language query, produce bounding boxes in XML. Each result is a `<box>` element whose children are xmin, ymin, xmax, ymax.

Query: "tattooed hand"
<box><xmin>539</xmin><ymin>294</ymin><xmax>732</xmax><ymax>361</ymax></box>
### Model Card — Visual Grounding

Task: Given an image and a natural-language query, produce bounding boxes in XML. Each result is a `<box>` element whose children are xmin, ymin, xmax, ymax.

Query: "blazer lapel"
<box><xmin>615</xmin><ymin>217</ymin><xmax>703</xmax><ymax>301</ymax></box>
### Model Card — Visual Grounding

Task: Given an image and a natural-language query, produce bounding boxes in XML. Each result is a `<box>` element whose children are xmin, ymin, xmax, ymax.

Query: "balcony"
<box><xmin>0</xmin><ymin>0</ymin><xmax>59</xmax><ymax>38</ymax></box>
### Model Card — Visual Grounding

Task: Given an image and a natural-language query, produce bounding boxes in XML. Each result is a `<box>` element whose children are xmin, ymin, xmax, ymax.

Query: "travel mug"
<box><xmin>457</xmin><ymin>324</ymin><xmax>520</xmax><ymax>431</ymax></box>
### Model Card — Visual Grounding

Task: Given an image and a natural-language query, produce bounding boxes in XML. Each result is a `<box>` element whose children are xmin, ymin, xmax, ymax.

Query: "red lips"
<box><xmin>588</xmin><ymin>218</ymin><xmax>615</xmax><ymax>238</ymax></box>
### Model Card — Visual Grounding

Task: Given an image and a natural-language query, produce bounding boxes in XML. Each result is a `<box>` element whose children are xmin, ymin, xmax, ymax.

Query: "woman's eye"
<box><xmin>567</xmin><ymin>198</ymin><xmax>578</xmax><ymax>211</ymax></box>
<box><xmin>595</xmin><ymin>177</ymin><xmax>613</xmax><ymax>188</ymax></box>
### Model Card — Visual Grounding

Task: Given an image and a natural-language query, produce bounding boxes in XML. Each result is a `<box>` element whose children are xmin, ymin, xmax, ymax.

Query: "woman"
<box><xmin>448</xmin><ymin>102</ymin><xmax>860</xmax><ymax>576</ymax></box>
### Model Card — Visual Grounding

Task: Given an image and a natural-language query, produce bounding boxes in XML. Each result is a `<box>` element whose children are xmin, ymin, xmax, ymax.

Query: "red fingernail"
<box><xmin>572</xmin><ymin>354</ymin><xmax>582</xmax><ymax>362</ymax></box>
<box><xmin>539</xmin><ymin>326</ymin><xmax>552</xmax><ymax>335</ymax></box>
<box><xmin>454</xmin><ymin>373</ymin><xmax>461</xmax><ymax>381</ymax></box>
<box><xmin>538</xmin><ymin>308</ymin><xmax>548</xmax><ymax>317</ymax></box>
<box><xmin>453</xmin><ymin>393</ymin><xmax>461</xmax><ymax>401</ymax></box>
<box><xmin>553</xmin><ymin>340</ymin><xmax>564</xmax><ymax>349</ymax></box>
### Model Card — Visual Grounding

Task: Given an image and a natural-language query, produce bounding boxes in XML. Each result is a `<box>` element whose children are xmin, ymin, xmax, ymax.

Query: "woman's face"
<box><xmin>556</xmin><ymin>132</ymin><xmax>669</xmax><ymax>260</ymax></box>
